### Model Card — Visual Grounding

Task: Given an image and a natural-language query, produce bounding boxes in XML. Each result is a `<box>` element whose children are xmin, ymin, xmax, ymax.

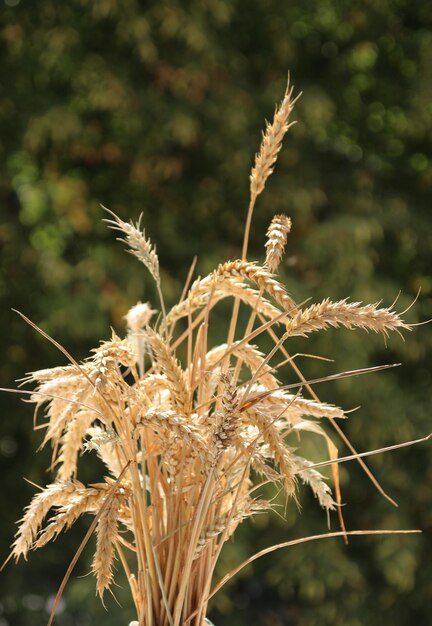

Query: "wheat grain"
<box><xmin>33</xmin><ymin>375</ymin><xmax>91</xmax><ymax>448</ymax></box>
<box><xmin>88</xmin><ymin>331</ymin><xmax>136</xmax><ymax>391</ymax></box>
<box><xmin>244</xmin><ymin>407</ymin><xmax>296</xmax><ymax>496</ymax></box>
<box><xmin>202</xmin><ymin>342</ymin><xmax>279</xmax><ymax>390</ymax></box>
<box><xmin>251</xmin><ymin>387</ymin><xmax>345</xmax><ymax>421</ymax></box>
<box><xmin>23</xmin><ymin>364</ymin><xmax>80</xmax><ymax>383</ymax></box>
<box><xmin>138</xmin><ymin>409</ymin><xmax>206</xmax><ymax>452</ymax></box>
<box><xmin>194</xmin><ymin>499</ymin><xmax>270</xmax><ymax>559</ymax></box>
<box><xmin>97</xmin><ymin>441</ymin><xmax>124</xmax><ymax>479</ymax></box>
<box><xmin>292</xmin><ymin>456</ymin><xmax>335</xmax><ymax>510</ymax></box>
<box><xmin>249</xmin><ymin>450</ymin><xmax>281</xmax><ymax>482</ymax></box>
<box><xmin>219</xmin><ymin>280</ymin><xmax>283</xmax><ymax>320</ymax></box>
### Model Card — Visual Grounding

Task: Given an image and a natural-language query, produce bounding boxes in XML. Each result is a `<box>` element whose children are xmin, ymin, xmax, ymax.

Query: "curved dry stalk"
<box><xmin>302</xmin><ymin>432</ymin><xmax>432</xmax><ymax>471</ymax></box>
<box><xmin>205</xmin><ymin>529</ymin><xmax>421</xmax><ymax>606</ymax></box>
<box><xmin>239</xmin><ymin>363</ymin><xmax>400</xmax><ymax>413</ymax></box>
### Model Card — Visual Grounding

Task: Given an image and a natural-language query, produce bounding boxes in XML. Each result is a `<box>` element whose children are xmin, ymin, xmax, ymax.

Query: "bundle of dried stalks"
<box><xmin>5</xmin><ymin>79</ymin><xmax>424</xmax><ymax>626</ymax></box>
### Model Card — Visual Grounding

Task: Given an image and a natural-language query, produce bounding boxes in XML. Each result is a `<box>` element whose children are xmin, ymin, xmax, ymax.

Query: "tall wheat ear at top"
<box><xmin>5</xmin><ymin>77</ymin><xmax>427</xmax><ymax>626</ymax></box>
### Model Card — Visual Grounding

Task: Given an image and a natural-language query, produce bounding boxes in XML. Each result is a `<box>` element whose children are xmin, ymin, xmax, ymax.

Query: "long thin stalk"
<box><xmin>208</xmin><ymin>529</ymin><xmax>421</xmax><ymax>601</ymax></box>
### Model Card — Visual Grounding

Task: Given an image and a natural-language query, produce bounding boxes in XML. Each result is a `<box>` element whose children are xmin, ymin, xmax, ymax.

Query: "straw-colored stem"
<box><xmin>232</xmin><ymin>286</ymin><xmax>264</xmax><ymax>385</ymax></box>
<box><xmin>172</xmin><ymin>469</ymin><xmax>215</xmax><ymax>626</ymax></box>
<box><xmin>241</xmin><ymin>198</ymin><xmax>256</xmax><ymax>262</ymax></box>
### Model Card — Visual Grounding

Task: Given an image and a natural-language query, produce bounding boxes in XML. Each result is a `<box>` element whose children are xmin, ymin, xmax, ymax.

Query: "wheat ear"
<box><xmin>216</xmin><ymin>260</ymin><xmax>296</xmax><ymax>312</ymax></box>
<box><xmin>250</xmin><ymin>80</ymin><xmax>298</xmax><ymax>202</ymax></box>
<box><xmin>285</xmin><ymin>298</ymin><xmax>410</xmax><ymax>337</ymax></box>
<box><xmin>292</xmin><ymin>456</ymin><xmax>335</xmax><ymax>511</ymax></box>
<box><xmin>194</xmin><ymin>499</ymin><xmax>271</xmax><ymax>559</ymax></box>
<box><xmin>34</xmin><ymin>483</ymin><xmax>110</xmax><ymax>548</ymax></box>
<box><xmin>103</xmin><ymin>208</ymin><xmax>160</xmax><ymax>283</ymax></box>
<box><xmin>163</xmin><ymin>276</ymin><xmax>281</xmax><ymax>329</ymax></box>
<box><xmin>12</xmin><ymin>481</ymin><xmax>78</xmax><ymax>560</ymax></box>
<box><xmin>103</xmin><ymin>207</ymin><xmax>167</xmax><ymax>320</ymax></box>
<box><xmin>146</xmin><ymin>328</ymin><xmax>189</xmax><ymax>414</ymax></box>
<box><xmin>56</xmin><ymin>410</ymin><xmax>97</xmax><ymax>481</ymax></box>
<box><xmin>244</xmin><ymin>408</ymin><xmax>296</xmax><ymax>496</ymax></box>
<box><xmin>213</xmin><ymin>374</ymin><xmax>241</xmax><ymax>454</ymax></box>
<box><xmin>92</xmin><ymin>494</ymin><xmax>121</xmax><ymax>597</ymax></box>
<box><xmin>252</xmin><ymin>387</ymin><xmax>345</xmax><ymax>420</ymax></box>
<box><xmin>202</xmin><ymin>342</ymin><xmax>279</xmax><ymax>390</ymax></box>
<box><xmin>265</xmin><ymin>214</ymin><xmax>292</xmax><ymax>273</ymax></box>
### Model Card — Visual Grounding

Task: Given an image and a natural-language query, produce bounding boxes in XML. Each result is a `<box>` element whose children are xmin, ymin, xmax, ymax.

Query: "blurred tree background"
<box><xmin>0</xmin><ymin>1</ymin><xmax>431</xmax><ymax>625</ymax></box>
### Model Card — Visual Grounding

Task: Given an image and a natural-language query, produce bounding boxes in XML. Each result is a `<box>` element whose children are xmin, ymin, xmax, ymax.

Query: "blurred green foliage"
<box><xmin>1</xmin><ymin>1</ymin><xmax>431</xmax><ymax>625</ymax></box>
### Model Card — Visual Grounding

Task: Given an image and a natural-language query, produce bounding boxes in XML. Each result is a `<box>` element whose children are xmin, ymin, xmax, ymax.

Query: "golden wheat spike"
<box><xmin>265</xmin><ymin>214</ymin><xmax>292</xmax><ymax>273</ymax></box>
<box><xmin>286</xmin><ymin>298</ymin><xmax>410</xmax><ymax>337</ymax></box>
<box><xmin>250</xmin><ymin>79</ymin><xmax>299</xmax><ymax>202</ymax></box>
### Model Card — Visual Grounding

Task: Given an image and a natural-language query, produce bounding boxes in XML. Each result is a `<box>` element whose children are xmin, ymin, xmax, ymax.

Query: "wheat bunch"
<box><xmin>6</xmin><ymin>79</ymin><xmax>422</xmax><ymax>626</ymax></box>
